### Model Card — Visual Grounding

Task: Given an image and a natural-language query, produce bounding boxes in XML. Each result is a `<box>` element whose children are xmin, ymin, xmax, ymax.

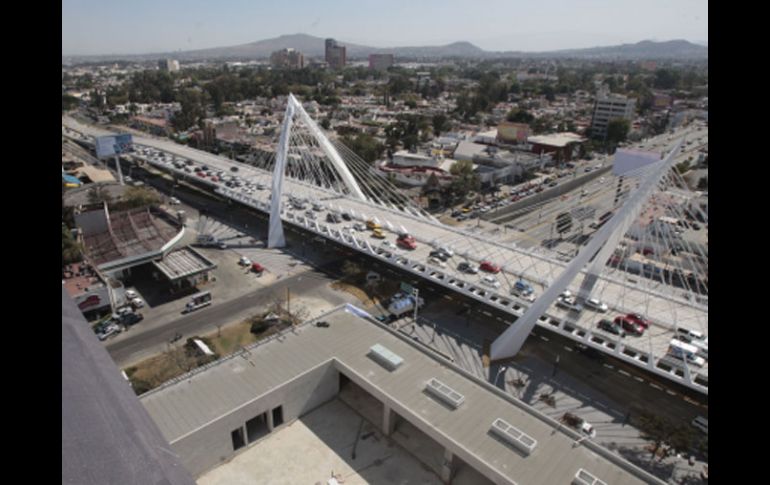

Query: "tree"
<box><xmin>506</xmin><ymin>109</ymin><xmax>534</xmax><ymax>124</ymax></box>
<box><xmin>555</xmin><ymin>212</ymin><xmax>573</xmax><ymax>237</ymax></box>
<box><xmin>606</xmin><ymin>118</ymin><xmax>630</xmax><ymax>145</ymax></box>
<box><xmin>341</xmin><ymin>133</ymin><xmax>385</xmax><ymax>164</ymax></box>
<box><xmin>448</xmin><ymin>159</ymin><xmax>480</xmax><ymax>200</ymax></box>
<box><xmin>62</xmin><ymin>224</ymin><xmax>83</xmax><ymax>264</ymax></box>
<box><xmin>637</xmin><ymin>412</ymin><xmax>672</xmax><ymax>460</ymax></box>
<box><xmin>432</xmin><ymin>113</ymin><xmax>450</xmax><ymax>137</ymax></box>
<box><xmin>341</xmin><ymin>260</ymin><xmax>362</xmax><ymax>280</ymax></box>
<box><xmin>422</xmin><ymin>173</ymin><xmax>441</xmax><ymax>195</ymax></box>
<box><xmin>120</xmin><ymin>187</ymin><xmax>161</xmax><ymax>209</ymax></box>
<box><xmin>62</xmin><ymin>94</ymin><xmax>79</xmax><ymax>112</ymax></box>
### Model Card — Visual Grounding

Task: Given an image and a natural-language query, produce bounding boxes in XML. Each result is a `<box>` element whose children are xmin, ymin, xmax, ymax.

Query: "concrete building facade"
<box><xmin>325</xmin><ymin>38</ymin><xmax>346</xmax><ymax>69</ymax></box>
<box><xmin>369</xmin><ymin>53</ymin><xmax>394</xmax><ymax>71</ymax></box>
<box><xmin>590</xmin><ymin>92</ymin><xmax>636</xmax><ymax>140</ymax></box>
<box><xmin>270</xmin><ymin>48</ymin><xmax>305</xmax><ymax>69</ymax></box>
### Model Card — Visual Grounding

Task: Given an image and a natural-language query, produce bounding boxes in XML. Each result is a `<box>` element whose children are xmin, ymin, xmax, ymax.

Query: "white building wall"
<box><xmin>166</xmin><ymin>361</ymin><xmax>339</xmax><ymax>477</ymax></box>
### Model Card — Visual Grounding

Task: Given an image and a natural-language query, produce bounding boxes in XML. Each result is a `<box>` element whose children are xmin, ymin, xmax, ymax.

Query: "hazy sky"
<box><xmin>62</xmin><ymin>0</ymin><xmax>708</xmax><ymax>56</ymax></box>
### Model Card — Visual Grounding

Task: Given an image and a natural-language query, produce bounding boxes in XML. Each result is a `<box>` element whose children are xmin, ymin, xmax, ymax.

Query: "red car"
<box><xmin>614</xmin><ymin>316</ymin><xmax>644</xmax><ymax>336</ymax></box>
<box><xmin>251</xmin><ymin>263</ymin><xmax>265</xmax><ymax>274</ymax></box>
<box><xmin>396</xmin><ymin>234</ymin><xmax>417</xmax><ymax>250</ymax></box>
<box><xmin>624</xmin><ymin>313</ymin><xmax>652</xmax><ymax>329</ymax></box>
<box><xmin>479</xmin><ymin>261</ymin><xmax>501</xmax><ymax>273</ymax></box>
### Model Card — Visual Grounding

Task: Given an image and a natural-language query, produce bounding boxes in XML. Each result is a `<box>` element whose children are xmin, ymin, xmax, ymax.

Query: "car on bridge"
<box><xmin>614</xmin><ymin>316</ymin><xmax>644</xmax><ymax>336</ymax></box>
<box><xmin>597</xmin><ymin>319</ymin><xmax>625</xmax><ymax>337</ymax></box>
<box><xmin>480</xmin><ymin>276</ymin><xmax>501</xmax><ymax>289</ymax></box>
<box><xmin>556</xmin><ymin>295</ymin><xmax>583</xmax><ymax>312</ymax></box>
<box><xmin>584</xmin><ymin>298</ymin><xmax>609</xmax><ymax>312</ymax></box>
<box><xmin>371</xmin><ymin>228</ymin><xmax>386</xmax><ymax>239</ymax></box>
<box><xmin>429</xmin><ymin>250</ymin><xmax>450</xmax><ymax>262</ymax></box>
<box><xmin>457</xmin><ymin>261</ymin><xmax>479</xmax><ymax>274</ymax></box>
<box><xmin>428</xmin><ymin>257</ymin><xmax>446</xmax><ymax>268</ymax></box>
<box><xmin>326</xmin><ymin>213</ymin><xmax>342</xmax><ymax>223</ymax></box>
<box><xmin>396</xmin><ymin>234</ymin><xmax>417</xmax><ymax>250</ymax></box>
<box><xmin>624</xmin><ymin>313</ymin><xmax>652</xmax><ymax>329</ymax></box>
<box><xmin>380</xmin><ymin>240</ymin><xmax>397</xmax><ymax>251</ymax></box>
<box><xmin>511</xmin><ymin>280</ymin><xmax>535</xmax><ymax>301</ymax></box>
<box><xmin>480</xmin><ymin>261</ymin><xmax>501</xmax><ymax>273</ymax></box>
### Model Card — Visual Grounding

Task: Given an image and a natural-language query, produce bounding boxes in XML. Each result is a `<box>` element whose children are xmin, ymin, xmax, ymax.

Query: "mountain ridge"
<box><xmin>63</xmin><ymin>34</ymin><xmax>707</xmax><ymax>63</ymax></box>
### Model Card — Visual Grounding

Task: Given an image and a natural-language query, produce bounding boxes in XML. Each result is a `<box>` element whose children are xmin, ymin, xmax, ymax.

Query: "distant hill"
<box><xmin>524</xmin><ymin>40</ymin><xmax>708</xmax><ymax>60</ymax></box>
<box><xmin>63</xmin><ymin>35</ymin><xmax>707</xmax><ymax>64</ymax></box>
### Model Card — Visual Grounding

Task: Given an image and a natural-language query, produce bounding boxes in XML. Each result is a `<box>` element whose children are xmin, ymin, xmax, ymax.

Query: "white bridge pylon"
<box><xmin>490</xmin><ymin>139</ymin><xmax>685</xmax><ymax>362</ymax></box>
<box><xmin>268</xmin><ymin>94</ymin><xmax>367</xmax><ymax>248</ymax></box>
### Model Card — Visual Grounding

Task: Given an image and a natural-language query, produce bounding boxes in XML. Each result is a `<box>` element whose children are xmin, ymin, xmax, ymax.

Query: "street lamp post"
<box><xmin>495</xmin><ymin>366</ymin><xmax>507</xmax><ymax>387</ymax></box>
<box><xmin>552</xmin><ymin>354</ymin><xmax>560</xmax><ymax>377</ymax></box>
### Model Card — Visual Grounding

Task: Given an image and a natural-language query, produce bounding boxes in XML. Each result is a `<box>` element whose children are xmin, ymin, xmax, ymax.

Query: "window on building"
<box><xmin>272</xmin><ymin>406</ymin><xmax>284</xmax><ymax>427</ymax></box>
<box><xmin>231</xmin><ymin>427</ymin><xmax>245</xmax><ymax>451</ymax></box>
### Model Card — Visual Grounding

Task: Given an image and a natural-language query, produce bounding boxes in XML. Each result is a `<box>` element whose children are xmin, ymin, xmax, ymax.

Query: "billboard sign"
<box><xmin>95</xmin><ymin>134</ymin><xmax>133</xmax><ymax>158</ymax></box>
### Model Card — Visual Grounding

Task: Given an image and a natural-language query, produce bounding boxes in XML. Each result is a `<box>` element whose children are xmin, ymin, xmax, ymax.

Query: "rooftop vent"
<box><xmin>572</xmin><ymin>468</ymin><xmax>607</xmax><ymax>485</ymax></box>
<box><xmin>490</xmin><ymin>418</ymin><xmax>537</xmax><ymax>456</ymax></box>
<box><xmin>368</xmin><ymin>344</ymin><xmax>403</xmax><ymax>371</ymax></box>
<box><xmin>425</xmin><ymin>378</ymin><xmax>465</xmax><ymax>408</ymax></box>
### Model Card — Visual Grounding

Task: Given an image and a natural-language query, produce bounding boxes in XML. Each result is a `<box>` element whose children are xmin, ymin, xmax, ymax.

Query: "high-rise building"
<box><xmin>270</xmin><ymin>48</ymin><xmax>305</xmax><ymax>69</ymax></box>
<box><xmin>158</xmin><ymin>59</ymin><xmax>180</xmax><ymax>72</ymax></box>
<box><xmin>590</xmin><ymin>91</ymin><xmax>636</xmax><ymax>140</ymax></box>
<box><xmin>368</xmin><ymin>54</ymin><xmax>394</xmax><ymax>71</ymax></box>
<box><xmin>325</xmin><ymin>38</ymin><xmax>346</xmax><ymax>69</ymax></box>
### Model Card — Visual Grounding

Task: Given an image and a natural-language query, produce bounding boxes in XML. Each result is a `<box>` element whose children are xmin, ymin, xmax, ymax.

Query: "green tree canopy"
<box><xmin>341</xmin><ymin>133</ymin><xmax>385</xmax><ymax>164</ymax></box>
<box><xmin>606</xmin><ymin>118</ymin><xmax>630</xmax><ymax>145</ymax></box>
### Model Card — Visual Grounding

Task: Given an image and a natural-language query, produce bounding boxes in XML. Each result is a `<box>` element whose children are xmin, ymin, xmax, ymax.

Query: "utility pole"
<box><xmin>412</xmin><ymin>288</ymin><xmax>420</xmax><ymax>323</ymax></box>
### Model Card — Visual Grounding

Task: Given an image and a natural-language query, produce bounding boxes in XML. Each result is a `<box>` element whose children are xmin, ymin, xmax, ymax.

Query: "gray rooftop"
<box><xmin>153</xmin><ymin>246</ymin><xmax>217</xmax><ymax>281</ymax></box>
<box><xmin>62</xmin><ymin>287</ymin><xmax>195</xmax><ymax>485</ymax></box>
<box><xmin>140</xmin><ymin>305</ymin><xmax>660</xmax><ymax>485</ymax></box>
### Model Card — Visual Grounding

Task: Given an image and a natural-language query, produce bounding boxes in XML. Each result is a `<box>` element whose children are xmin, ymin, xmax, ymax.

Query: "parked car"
<box><xmin>121</xmin><ymin>312</ymin><xmax>144</xmax><ymax>326</ymax></box>
<box><xmin>615</xmin><ymin>316</ymin><xmax>644</xmax><ymax>336</ymax></box>
<box><xmin>380</xmin><ymin>240</ymin><xmax>397</xmax><ymax>250</ymax></box>
<box><xmin>584</xmin><ymin>298</ymin><xmax>609</xmax><ymax>312</ymax></box>
<box><xmin>597</xmin><ymin>319</ymin><xmax>625</xmax><ymax>337</ymax></box>
<box><xmin>130</xmin><ymin>297</ymin><xmax>144</xmax><ymax>309</ymax></box>
<box><xmin>457</xmin><ymin>261</ymin><xmax>479</xmax><ymax>274</ymax></box>
<box><xmin>341</xmin><ymin>213</ymin><xmax>352</xmax><ymax>221</ymax></box>
<box><xmin>479</xmin><ymin>261</ymin><xmax>501</xmax><ymax>273</ymax></box>
<box><xmin>125</xmin><ymin>289</ymin><xmax>138</xmax><ymax>300</ymax></box>
<box><xmin>251</xmin><ymin>262</ymin><xmax>266</xmax><ymax>274</ymax></box>
<box><xmin>239</xmin><ymin>256</ymin><xmax>252</xmax><ymax>266</ymax></box>
<box><xmin>480</xmin><ymin>275</ymin><xmax>501</xmax><ymax>289</ymax></box>
<box><xmin>511</xmin><ymin>280</ymin><xmax>535</xmax><ymax>301</ymax></box>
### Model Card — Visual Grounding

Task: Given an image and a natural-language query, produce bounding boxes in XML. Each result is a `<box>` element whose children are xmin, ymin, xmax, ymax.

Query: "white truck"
<box><xmin>668</xmin><ymin>339</ymin><xmax>706</xmax><ymax>367</ymax></box>
<box><xmin>196</xmin><ymin>234</ymin><xmax>227</xmax><ymax>249</ymax></box>
<box><xmin>387</xmin><ymin>293</ymin><xmax>425</xmax><ymax>319</ymax></box>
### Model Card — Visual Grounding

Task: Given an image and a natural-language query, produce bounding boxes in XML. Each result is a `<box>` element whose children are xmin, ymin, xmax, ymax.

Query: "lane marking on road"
<box><xmin>649</xmin><ymin>383</ymin><xmax>663</xmax><ymax>391</ymax></box>
<box><xmin>482</xmin><ymin>310</ymin><xmax>492</xmax><ymax>317</ymax></box>
<box><xmin>634</xmin><ymin>376</ymin><xmax>644</xmax><ymax>382</ymax></box>
<box><xmin>617</xmin><ymin>370</ymin><xmax>631</xmax><ymax>377</ymax></box>
<box><xmin>564</xmin><ymin>346</ymin><xmax>573</xmax><ymax>352</ymax></box>
<box><xmin>603</xmin><ymin>363</ymin><xmax>614</xmax><ymax>369</ymax></box>
<box><xmin>443</xmin><ymin>295</ymin><xmax>452</xmax><ymax>300</ymax></box>
<box><xmin>540</xmin><ymin>336</ymin><xmax>549</xmax><ymax>341</ymax></box>
<box><xmin>666</xmin><ymin>389</ymin><xmax>677</xmax><ymax>396</ymax></box>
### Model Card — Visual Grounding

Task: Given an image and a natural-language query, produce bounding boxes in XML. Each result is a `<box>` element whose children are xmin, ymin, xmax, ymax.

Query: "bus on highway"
<box><xmin>185</xmin><ymin>291</ymin><xmax>212</xmax><ymax>313</ymax></box>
